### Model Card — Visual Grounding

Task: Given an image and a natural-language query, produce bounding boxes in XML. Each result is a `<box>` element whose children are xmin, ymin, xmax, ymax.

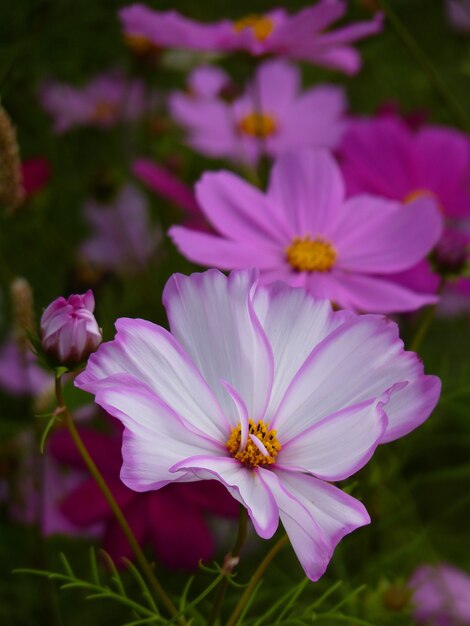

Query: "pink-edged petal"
<box><xmin>333</xmin><ymin>195</ymin><xmax>443</xmax><ymax>273</ymax></box>
<box><xmin>170</xmin><ymin>455</ymin><xmax>279</xmax><ymax>539</ymax></box>
<box><xmin>272</xmin><ymin>314</ymin><xmax>437</xmax><ymax>441</ymax></box>
<box><xmin>91</xmin><ymin>381</ymin><xmax>221</xmax><ymax>492</ymax></box>
<box><xmin>220</xmin><ymin>380</ymin><xmax>249</xmax><ymax>444</ymax></box>
<box><xmin>163</xmin><ymin>269</ymin><xmax>274</xmax><ymax>424</ymax></box>
<box><xmin>278</xmin><ymin>399</ymin><xmax>387</xmax><ymax>480</ymax></box>
<box><xmin>327</xmin><ymin>271</ymin><xmax>439</xmax><ymax>313</ymax></box>
<box><xmin>169</xmin><ymin>225</ymin><xmax>282</xmax><ymax>270</ymax></box>
<box><xmin>75</xmin><ymin>317</ymin><xmax>228</xmax><ymax>441</ymax></box>
<box><xmin>252</xmin><ymin>281</ymin><xmax>349</xmax><ymax>421</ymax></box>
<box><xmin>267</xmin><ymin>149</ymin><xmax>344</xmax><ymax>235</ymax></box>
<box><xmin>195</xmin><ymin>170</ymin><xmax>288</xmax><ymax>245</ymax></box>
<box><xmin>268</xmin><ymin>469</ymin><xmax>370</xmax><ymax>580</ymax></box>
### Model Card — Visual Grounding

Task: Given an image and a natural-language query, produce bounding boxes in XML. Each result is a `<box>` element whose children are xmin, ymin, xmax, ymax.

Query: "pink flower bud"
<box><xmin>40</xmin><ymin>290</ymin><xmax>102</xmax><ymax>366</ymax></box>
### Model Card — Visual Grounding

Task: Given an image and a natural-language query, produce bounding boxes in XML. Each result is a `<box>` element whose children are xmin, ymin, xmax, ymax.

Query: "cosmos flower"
<box><xmin>169</xmin><ymin>59</ymin><xmax>347</xmax><ymax>165</ymax></box>
<box><xmin>409</xmin><ymin>563</ymin><xmax>470</xmax><ymax>625</ymax></box>
<box><xmin>80</xmin><ymin>184</ymin><xmax>161</xmax><ymax>274</ymax></box>
<box><xmin>169</xmin><ymin>149</ymin><xmax>443</xmax><ymax>313</ymax></box>
<box><xmin>445</xmin><ymin>0</ymin><xmax>470</xmax><ymax>33</ymax></box>
<box><xmin>340</xmin><ymin>114</ymin><xmax>470</xmax><ymax>306</ymax></box>
<box><xmin>49</xmin><ymin>422</ymin><xmax>238</xmax><ymax>570</ymax></box>
<box><xmin>39</xmin><ymin>73</ymin><xmax>151</xmax><ymax>133</ymax></box>
<box><xmin>119</xmin><ymin>1</ymin><xmax>383</xmax><ymax>74</ymax></box>
<box><xmin>0</xmin><ymin>337</ymin><xmax>50</xmax><ymax>397</ymax></box>
<box><xmin>75</xmin><ymin>268</ymin><xmax>440</xmax><ymax>580</ymax></box>
<box><xmin>40</xmin><ymin>290</ymin><xmax>102</xmax><ymax>366</ymax></box>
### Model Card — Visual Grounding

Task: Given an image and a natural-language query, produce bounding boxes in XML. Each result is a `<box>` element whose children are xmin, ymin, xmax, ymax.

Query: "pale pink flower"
<box><xmin>40</xmin><ymin>290</ymin><xmax>102</xmax><ymax>366</ymax></box>
<box><xmin>170</xmin><ymin>149</ymin><xmax>444</xmax><ymax>313</ymax></box>
<box><xmin>169</xmin><ymin>60</ymin><xmax>346</xmax><ymax>165</ymax></box>
<box><xmin>75</xmin><ymin>269</ymin><xmax>440</xmax><ymax>580</ymax></box>
<box><xmin>119</xmin><ymin>2</ymin><xmax>383</xmax><ymax>74</ymax></box>
<box><xmin>40</xmin><ymin>72</ymin><xmax>151</xmax><ymax>133</ymax></box>
<box><xmin>410</xmin><ymin>563</ymin><xmax>470</xmax><ymax>625</ymax></box>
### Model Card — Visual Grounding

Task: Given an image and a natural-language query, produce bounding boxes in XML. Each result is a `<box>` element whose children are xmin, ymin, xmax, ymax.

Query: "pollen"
<box><xmin>233</xmin><ymin>14</ymin><xmax>274</xmax><ymax>41</ymax></box>
<box><xmin>403</xmin><ymin>188</ymin><xmax>442</xmax><ymax>211</ymax></box>
<box><xmin>92</xmin><ymin>101</ymin><xmax>118</xmax><ymax>123</ymax></box>
<box><xmin>238</xmin><ymin>112</ymin><xmax>278</xmax><ymax>138</ymax></box>
<box><xmin>124</xmin><ymin>33</ymin><xmax>159</xmax><ymax>56</ymax></box>
<box><xmin>286</xmin><ymin>236</ymin><xmax>337</xmax><ymax>272</ymax></box>
<box><xmin>227</xmin><ymin>420</ymin><xmax>281</xmax><ymax>469</ymax></box>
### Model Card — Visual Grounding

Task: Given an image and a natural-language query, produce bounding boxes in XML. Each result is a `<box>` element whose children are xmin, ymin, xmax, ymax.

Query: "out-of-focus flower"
<box><xmin>409</xmin><ymin>563</ymin><xmax>470</xmax><ymax>625</ymax></box>
<box><xmin>80</xmin><ymin>184</ymin><xmax>161</xmax><ymax>274</ymax></box>
<box><xmin>119</xmin><ymin>2</ymin><xmax>383</xmax><ymax>74</ymax></box>
<box><xmin>49</xmin><ymin>423</ymin><xmax>238</xmax><ymax>570</ymax></box>
<box><xmin>170</xmin><ymin>59</ymin><xmax>347</xmax><ymax>165</ymax></box>
<box><xmin>40</xmin><ymin>290</ymin><xmax>102</xmax><ymax>367</ymax></box>
<box><xmin>170</xmin><ymin>149</ymin><xmax>443</xmax><ymax>313</ymax></box>
<box><xmin>0</xmin><ymin>337</ymin><xmax>50</xmax><ymax>396</ymax></box>
<box><xmin>446</xmin><ymin>0</ymin><xmax>470</xmax><ymax>33</ymax></box>
<box><xmin>21</xmin><ymin>157</ymin><xmax>51</xmax><ymax>198</ymax></box>
<box><xmin>75</xmin><ymin>269</ymin><xmax>440</xmax><ymax>580</ymax></box>
<box><xmin>340</xmin><ymin>114</ymin><xmax>470</xmax><ymax>307</ymax></box>
<box><xmin>39</xmin><ymin>73</ymin><xmax>152</xmax><ymax>133</ymax></box>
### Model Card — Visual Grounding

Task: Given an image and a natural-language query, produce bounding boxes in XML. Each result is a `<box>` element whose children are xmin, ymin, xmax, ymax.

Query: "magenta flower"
<box><xmin>169</xmin><ymin>149</ymin><xmax>443</xmax><ymax>313</ymax></box>
<box><xmin>21</xmin><ymin>157</ymin><xmax>51</xmax><ymax>198</ymax></box>
<box><xmin>119</xmin><ymin>2</ymin><xmax>383</xmax><ymax>74</ymax></box>
<box><xmin>170</xmin><ymin>60</ymin><xmax>346</xmax><ymax>165</ymax></box>
<box><xmin>409</xmin><ymin>564</ymin><xmax>470</xmax><ymax>626</ymax></box>
<box><xmin>75</xmin><ymin>269</ymin><xmax>440</xmax><ymax>580</ymax></box>
<box><xmin>49</xmin><ymin>424</ymin><xmax>238</xmax><ymax>570</ymax></box>
<box><xmin>340</xmin><ymin>114</ymin><xmax>470</xmax><ymax>304</ymax></box>
<box><xmin>0</xmin><ymin>337</ymin><xmax>50</xmax><ymax>396</ymax></box>
<box><xmin>40</xmin><ymin>290</ymin><xmax>102</xmax><ymax>366</ymax></box>
<box><xmin>40</xmin><ymin>73</ymin><xmax>151</xmax><ymax>133</ymax></box>
<box><xmin>80</xmin><ymin>184</ymin><xmax>161</xmax><ymax>274</ymax></box>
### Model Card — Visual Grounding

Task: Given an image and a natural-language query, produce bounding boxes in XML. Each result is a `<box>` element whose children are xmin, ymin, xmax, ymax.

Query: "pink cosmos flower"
<box><xmin>75</xmin><ymin>269</ymin><xmax>441</xmax><ymax>580</ymax></box>
<box><xmin>49</xmin><ymin>423</ymin><xmax>238</xmax><ymax>570</ymax></box>
<box><xmin>40</xmin><ymin>73</ymin><xmax>151</xmax><ymax>133</ymax></box>
<box><xmin>169</xmin><ymin>149</ymin><xmax>443</xmax><ymax>313</ymax></box>
<box><xmin>340</xmin><ymin>114</ymin><xmax>470</xmax><ymax>304</ymax></box>
<box><xmin>169</xmin><ymin>60</ymin><xmax>347</xmax><ymax>165</ymax></box>
<box><xmin>80</xmin><ymin>184</ymin><xmax>161</xmax><ymax>274</ymax></box>
<box><xmin>40</xmin><ymin>290</ymin><xmax>102</xmax><ymax>366</ymax></box>
<box><xmin>0</xmin><ymin>337</ymin><xmax>50</xmax><ymax>396</ymax></box>
<box><xmin>119</xmin><ymin>2</ymin><xmax>383</xmax><ymax>74</ymax></box>
<box><xmin>446</xmin><ymin>0</ymin><xmax>470</xmax><ymax>33</ymax></box>
<box><xmin>409</xmin><ymin>564</ymin><xmax>470</xmax><ymax>626</ymax></box>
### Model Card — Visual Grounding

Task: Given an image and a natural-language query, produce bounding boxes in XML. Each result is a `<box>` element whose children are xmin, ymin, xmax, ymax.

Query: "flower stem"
<box><xmin>53</xmin><ymin>374</ymin><xmax>183</xmax><ymax>624</ymax></box>
<box><xmin>409</xmin><ymin>278</ymin><xmax>446</xmax><ymax>352</ymax></box>
<box><xmin>208</xmin><ymin>505</ymin><xmax>248</xmax><ymax>626</ymax></box>
<box><xmin>225</xmin><ymin>533</ymin><xmax>289</xmax><ymax>626</ymax></box>
<box><xmin>377</xmin><ymin>0</ymin><xmax>470</xmax><ymax>132</ymax></box>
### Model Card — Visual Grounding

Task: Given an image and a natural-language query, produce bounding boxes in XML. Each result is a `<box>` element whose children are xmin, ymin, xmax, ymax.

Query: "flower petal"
<box><xmin>170</xmin><ymin>456</ymin><xmax>279</xmax><ymax>539</ymax></box>
<box><xmin>163</xmin><ymin>269</ymin><xmax>274</xmax><ymax>424</ymax></box>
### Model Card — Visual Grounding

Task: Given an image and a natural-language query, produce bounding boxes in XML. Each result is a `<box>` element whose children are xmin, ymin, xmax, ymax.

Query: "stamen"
<box><xmin>227</xmin><ymin>419</ymin><xmax>281</xmax><ymax>468</ymax></box>
<box><xmin>233</xmin><ymin>14</ymin><xmax>274</xmax><ymax>41</ymax></box>
<box><xmin>403</xmin><ymin>188</ymin><xmax>443</xmax><ymax>212</ymax></box>
<box><xmin>92</xmin><ymin>101</ymin><xmax>119</xmax><ymax>123</ymax></box>
<box><xmin>286</xmin><ymin>236</ymin><xmax>336</xmax><ymax>272</ymax></box>
<box><xmin>238</xmin><ymin>112</ymin><xmax>278</xmax><ymax>138</ymax></box>
<box><xmin>124</xmin><ymin>33</ymin><xmax>159</xmax><ymax>56</ymax></box>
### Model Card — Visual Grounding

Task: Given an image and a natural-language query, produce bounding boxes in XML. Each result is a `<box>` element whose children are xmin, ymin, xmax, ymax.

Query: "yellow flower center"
<box><xmin>227</xmin><ymin>419</ymin><xmax>281</xmax><ymax>469</ymax></box>
<box><xmin>286</xmin><ymin>236</ymin><xmax>337</xmax><ymax>272</ymax></box>
<box><xmin>403</xmin><ymin>188</ymin><xmax>443</xmax><ymax>212</ymax></box>
<box><xmin>124</xmin><ymin>33</ymin><xmax>159</xmax><ymax>56</ymax></box>
<box><xmin>92</xmin><ymin>101</ymin><xmax>119</xmax><ymax>123</ymax></box>
<box><xmin>238</xmin><ymin>112</ymin><xmax>278</xmax><ymax>138</ymax></box>
<box><xmin>233</xmin><ymin>14</ymin><xmax>274</xmax><ymax>41</ymax></box>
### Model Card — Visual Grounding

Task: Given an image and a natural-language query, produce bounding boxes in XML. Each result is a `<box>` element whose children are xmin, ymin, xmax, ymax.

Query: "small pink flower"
<box><xmin>119</xmin><ymin>2</ymin><xmax>383</xmax><ymax>74</ymax></box>
<box><xmin>40</xmin><ymin>290</ymin><xmax>102</xmax><ymax>366</ymax></box>
<box><xmin>169</xmin><ymin>59</ymin><xmax>346</xmax><ymax>165</ymax></box>
<box><xmin>409</xmin><ymin>564</ymin><xmax>470</xmax><ymax>626</ymax></box>
<box><xmin>75</xmin><ymin>269</ymin><xmax>440</xmax><ymax>580</ymax></box>
<box><xmin>40</xmin><ymin>72</ymin><xmax>151</xmax><ymax>133</ymax></box>
<box><xmin>49</xmin><ymin>423</ymin><xmax>238</xmax><ymax>570</ymax></box>
<box><xmin>340</xmin><ymin>113</ymin><xmax>470</xmax><ymax>307</ymax></box>
<box><xmin>170</xmin><ymin>149</ymin><xmax>443</xmax><ymax>313</ymax></box>
<box><xmin>80</xmin><ymin>184</ymin><xmax>161</xmax><ymax>274</ymax></box>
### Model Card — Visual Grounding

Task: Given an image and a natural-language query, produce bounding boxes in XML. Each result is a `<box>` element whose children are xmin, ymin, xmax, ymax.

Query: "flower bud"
<box><xmin>40</xmin><ymin>290</ymin><xmax>102</xmax><ymax>367</ymax></box>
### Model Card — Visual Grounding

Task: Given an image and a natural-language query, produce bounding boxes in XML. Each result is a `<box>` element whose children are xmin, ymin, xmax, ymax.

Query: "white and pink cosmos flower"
<box><xmin>75</xmin><ymin>269</ymin><xmax>440</xmax><ymax>581</ymax></box>
<box><xmin>41</xmin><ymin>290</ymin><xmax>102</xmax><ymax>366</ymax></box>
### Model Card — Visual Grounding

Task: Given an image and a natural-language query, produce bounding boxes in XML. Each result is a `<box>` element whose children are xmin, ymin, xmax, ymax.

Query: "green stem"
<box><xmin>225</xmin><ymin>534</ymin><xmax>289</xmax><ymax>626</ymax></box>
<box><xmin>53</xmin><ymin>375</ymin><xmax>183</xmax><ymax>624</ymax></box>
<box><xmin>208</xmin><ymin>506</ymin><xmax>248</xmax><ymax>626</ymax></box>
<box><xmin>410</xmin><ymin>278</ymin><xmax>446</xmax><ymax>352</ymax></box>
<box><xmin>377</xmin><ymin>0</ymin><xmax>470</xmax><ymax>132</ymax></box>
